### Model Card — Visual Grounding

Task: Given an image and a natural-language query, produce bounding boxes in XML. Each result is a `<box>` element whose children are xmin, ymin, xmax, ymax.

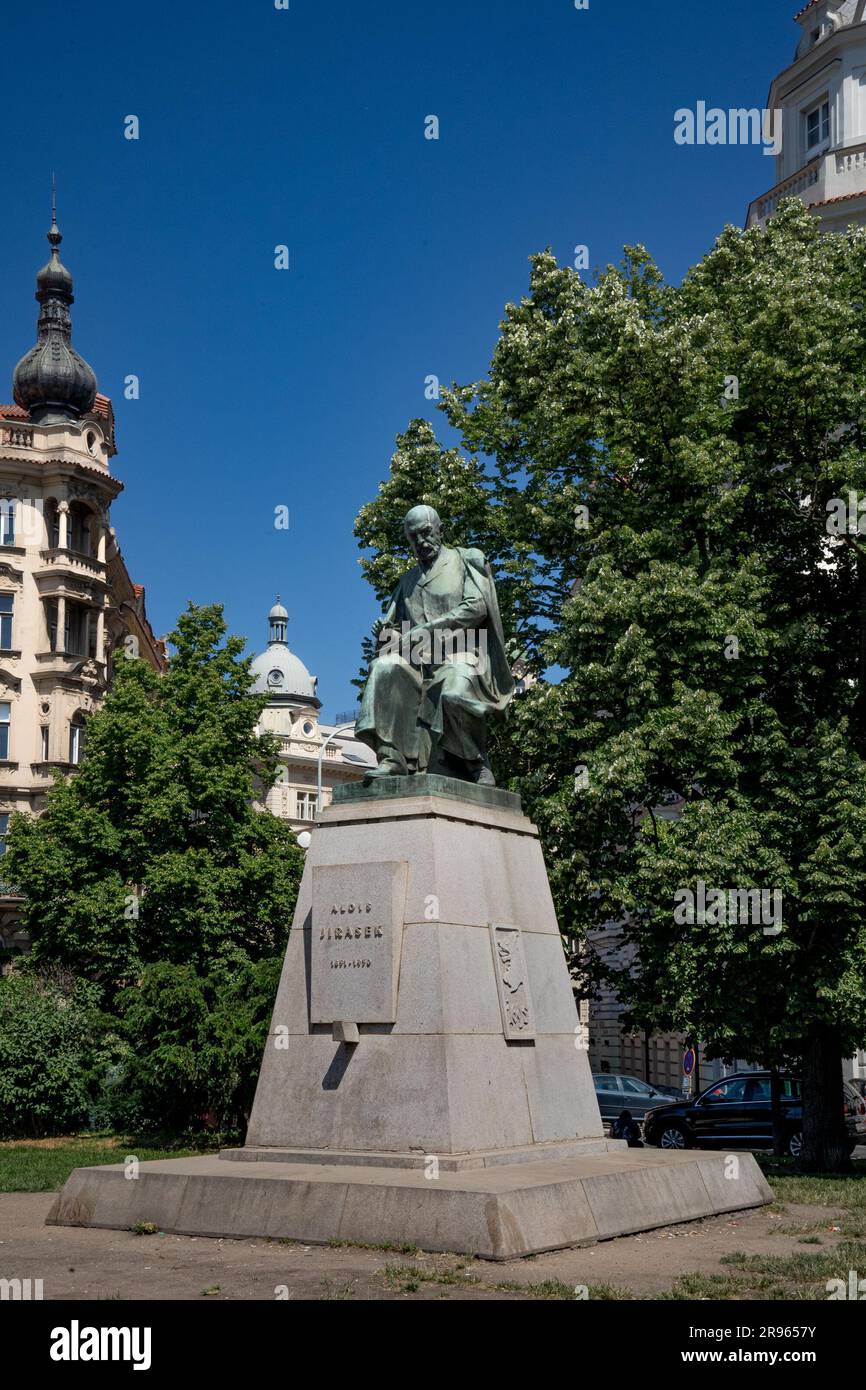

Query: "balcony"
<box><xmin>748</xmin><ymin>142</ymin><xmax>866</xmax><ymax>226</ymax></box>
<box><xmin>34</xmin><ymin>651</ymin><xmax>106</xmax><ymax>683</ymax></box>
<box><xmin>37</xmin><ymin>548</ymin><xmax>107</xmax><ymax>585</ymax></box>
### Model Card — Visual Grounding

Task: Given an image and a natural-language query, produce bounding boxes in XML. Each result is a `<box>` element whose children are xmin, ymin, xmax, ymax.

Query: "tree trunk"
<box><xmin>770</xmin><ymin>1066</ymin><xmax>786</xmax><ymax>1158</ymax></box>
<box><xmin>799</xmin><ymin>1025</ymin><xmax>851</xmax><ymax>1173</ymax></box>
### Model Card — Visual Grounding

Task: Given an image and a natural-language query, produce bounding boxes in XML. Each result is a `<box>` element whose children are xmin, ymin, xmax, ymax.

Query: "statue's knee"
<box><xmin>375</xmin><ymin>653</ymin><xmax>408</xmax><ymax>672</ymax></box>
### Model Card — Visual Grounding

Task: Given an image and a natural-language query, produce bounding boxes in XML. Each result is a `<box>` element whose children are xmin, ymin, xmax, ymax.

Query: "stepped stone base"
<box><xmin>48</xmin><ymin>784</ymin><xmax>773</xmax><ymax>1258</ymax></box>
<box><xmin>47</xmin><ymin>1148</ymin><xmax>773</xmax><ymax>1260</ymax></box>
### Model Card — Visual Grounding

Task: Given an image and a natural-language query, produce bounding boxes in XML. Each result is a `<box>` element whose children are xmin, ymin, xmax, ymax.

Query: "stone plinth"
<box><xmin>244</xmin><ymin>783</ymin><xmax>603</xmax><ymax>1156</ymax></box>
<box><xmin>48</xmin><ymin>781</ymin><xmax>772</xmax><ymax>1258</ymax></box>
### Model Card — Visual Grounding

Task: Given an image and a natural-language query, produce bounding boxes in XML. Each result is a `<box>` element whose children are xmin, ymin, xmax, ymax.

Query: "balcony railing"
<box><xmin>749</xmin><ymin>142</ymin><xmax>866</xmax><ymax>225</ymax></box>
<box><xmin>38</xmin><ymin>548</ymin><xmax>106</xmax><ymax>580</ymax></box>
<box><xmin>1</xmin><ymin>425</ymin><xmax>33</xmax><ymax>449</ymax></box>
<box><xmin>749</xmin><ymin>158</ymin><xmax>821</xmax><ymax>223</ymax></box>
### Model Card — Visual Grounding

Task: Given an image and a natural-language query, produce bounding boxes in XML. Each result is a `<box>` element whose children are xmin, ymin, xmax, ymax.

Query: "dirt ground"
<box><xmin>0</xmin><ymin>1191</ymin><xmax>853</xmax><ymax>1300</ymax></box>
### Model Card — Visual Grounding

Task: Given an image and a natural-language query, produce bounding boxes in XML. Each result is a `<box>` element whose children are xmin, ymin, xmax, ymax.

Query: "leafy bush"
<box><xmin>109</xmin><ymin>954</ymin><xmax>282</xmax><ymax>1142</ymax></box>
<box><xmin>0</xmin><ymin>967</ymin><xmax>117</xmax><ymax>1138</ymax></box>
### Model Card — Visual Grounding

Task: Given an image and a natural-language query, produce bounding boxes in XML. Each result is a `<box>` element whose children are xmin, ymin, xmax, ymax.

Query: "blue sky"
<box><xmin>0</xmin><ymin>0</ymin><xmax>796</xmax><ymax>719</ymax></box>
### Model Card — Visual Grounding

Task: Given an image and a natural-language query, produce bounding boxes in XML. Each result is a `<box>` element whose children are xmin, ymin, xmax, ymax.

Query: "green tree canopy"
<box><xmin>5</xmin><ymin>603</ymin><xmax>303</xmax><ymax>999</ymax></box>
<box><xmin>356</xmin><ymin>202</ymin><xmax>866</xmax><ymax>1170</ymax></box>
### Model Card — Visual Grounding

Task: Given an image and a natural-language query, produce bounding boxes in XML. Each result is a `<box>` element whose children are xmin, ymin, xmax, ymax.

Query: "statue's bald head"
<box><xmin>403</xmin><ymin>505</ymin><xmax>441</xmax><ymax>535</ymax></box>
<box><xmin>403</xmin><ymin>505</ymin><xmax>443</xmax><ymax>569</ymax></box>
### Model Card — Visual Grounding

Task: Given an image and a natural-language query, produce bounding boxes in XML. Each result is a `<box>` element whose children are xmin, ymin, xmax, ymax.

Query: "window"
<box><xmin>746</xmin><ymin>1077</ymin><xmax>772</xmax><ymax>1103</ymax></box>
<box><xmin>40</xmin><ymin>726</ymin><xmax>49</xmax><ymax>761</ymax></box>
<box><xmin>0</xmin><ymin>594</ymin><xmax>12</xmax><ymax>650</ymax></box>
<box><xmin>69</xmin><ymin>715</ymin><xmax>86</xmax><ymax>766</ymax></box>
<box><xmin>68</xmin><ymin>503</ymin><xmax>92</xmax><ymax>557</ymax></box>
<box><xmin>621</xmin><ymin>1077</ymin><xmax>653</xmax><ymax>1096</ymax></box>
<box><xmin>65</xmin><ymin>604</ymin><xmax>86</xmax><ymax>656</ymax></box>
<box><xmin>0</xmin><ymin>705</ymin><xmax>10</xmax><ymax>761</ymax></box>
<box><xmin>0</xmin><ymin>502</ymin><xmax>15</xmax><ymax>547</ymax></box>
<box><xmin>702</xmin><ymin>1077</ymin><xmax>749</xmax><ymax>1104</ymax></box>
<box><xmin>47</xmin><ymin>503</ymin><xmax>60</xmax><ymax>550</ymax></box>
<box><xmin>0</xmin><ymin>814</ymin><xmax>8</xmax><ymax>856</ymax></box>
<box><xmin>806</xmin><ymin>99</ymin><xmax>830</xmax><ymax>152</ymax></box>
<box><xmin>297</xmin><ymin>791</ymin><xmax>317</xmax><ymax>821</ymax></box>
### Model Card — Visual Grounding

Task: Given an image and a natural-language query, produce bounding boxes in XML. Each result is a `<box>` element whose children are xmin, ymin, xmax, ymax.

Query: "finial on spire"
<box><xmin>48</xmin><ymin>174</ymin><xmax>61</xmax><ymax>250</ymax></box>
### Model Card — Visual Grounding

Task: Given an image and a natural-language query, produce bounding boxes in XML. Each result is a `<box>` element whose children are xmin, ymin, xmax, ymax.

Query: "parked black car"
<box><xmin>642</xmin><ymin>1071</ymin><xmax>866</xmax><ymax>1157</ymax></box>
<box><xmin>593</xmin><ymin>1073</ymin><xmax>682</xmax><ymax>1123</ymax></box>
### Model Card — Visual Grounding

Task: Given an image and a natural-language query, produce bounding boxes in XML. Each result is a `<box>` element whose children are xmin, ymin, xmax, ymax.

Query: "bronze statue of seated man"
<box><xmin>355</xmin><ymin>506</ymin><xmax>514</xmax><ymax>786</ymax></box>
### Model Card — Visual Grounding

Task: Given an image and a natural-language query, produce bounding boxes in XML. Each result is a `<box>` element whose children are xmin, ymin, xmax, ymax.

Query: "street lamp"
<box><xmin>316</xmin><ymin>722</ymin><xmax>356</xmax><ymax>814</ymax></box>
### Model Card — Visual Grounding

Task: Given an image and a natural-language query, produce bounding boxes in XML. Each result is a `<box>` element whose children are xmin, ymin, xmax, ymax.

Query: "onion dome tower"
<box><xmin>12</xmin><ymin>186</ymin><xmax>97</xmax><ymax>424</ymax></box>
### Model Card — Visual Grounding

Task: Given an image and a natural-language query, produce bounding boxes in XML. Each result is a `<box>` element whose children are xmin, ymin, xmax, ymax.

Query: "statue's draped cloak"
<box><xmin>356</xmin><ymin>546</ymin><xmax>514</xmax><ymax>765</ymax></box>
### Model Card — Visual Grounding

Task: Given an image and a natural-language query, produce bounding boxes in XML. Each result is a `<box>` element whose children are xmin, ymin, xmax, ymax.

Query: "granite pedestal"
<box><xmin>49</xmin><ymin>778</ymin><xmax>772</xmax><ymax>1258</ymax></box>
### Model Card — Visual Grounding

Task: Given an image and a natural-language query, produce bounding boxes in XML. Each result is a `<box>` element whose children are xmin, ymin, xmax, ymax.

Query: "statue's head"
<box><xmin>403</xmin><ymin>505</ymin><xmax>442</xmax><ymax>568</ymax></box>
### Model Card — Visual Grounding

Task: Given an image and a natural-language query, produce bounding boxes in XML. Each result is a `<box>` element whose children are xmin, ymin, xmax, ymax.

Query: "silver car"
<box><xmin>593</xmin><ymin>1073</ymin><xmax>683</xmax><ymax>1123</ymax></box>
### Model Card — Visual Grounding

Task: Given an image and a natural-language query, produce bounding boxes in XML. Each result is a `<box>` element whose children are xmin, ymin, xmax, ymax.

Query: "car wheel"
<box><xmin>658</xmin><ymin>1123</ymin><xmax>691</xmax><ymax>1150</ymax></box>
<box><xmin>787</xmin><ymin>1131</ymin><xmax>803</xmax><ymax>1159</ymax></box>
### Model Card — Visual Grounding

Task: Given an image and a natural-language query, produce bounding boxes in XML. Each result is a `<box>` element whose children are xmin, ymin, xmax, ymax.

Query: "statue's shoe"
<box><xmin>365</xmin><ymin>757</ymin><xmax>409</xmax><ymax>779</ymax></box>
<box><xmin>470</xmin><ymin>765</ymin><xmax>496</xmax><ymax>786</ymax></box>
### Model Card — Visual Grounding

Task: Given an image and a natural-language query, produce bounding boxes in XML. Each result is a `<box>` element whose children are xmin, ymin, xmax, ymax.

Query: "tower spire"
<box><xmin>12</xmin><ymin>190</ymin><xmax>97</xmax><ymax>424</ymax></box>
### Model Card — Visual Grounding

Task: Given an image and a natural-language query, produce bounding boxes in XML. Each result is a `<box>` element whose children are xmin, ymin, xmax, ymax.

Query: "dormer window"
<box><xmin>805</xmin><ymin>98</ymin><xmax>830</xmax><ymax>155</ymax></box>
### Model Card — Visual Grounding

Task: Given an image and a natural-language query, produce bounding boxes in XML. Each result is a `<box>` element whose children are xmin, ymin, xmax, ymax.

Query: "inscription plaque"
<box><xmin>311</xmin><ymin>861</ymin><xmax>407</xmax><ymax>1024</ymax></box>
<box><xmin>489</xmin><ymin>924</ymin><xmax>536</xmax><ymax>1040</ymax></box>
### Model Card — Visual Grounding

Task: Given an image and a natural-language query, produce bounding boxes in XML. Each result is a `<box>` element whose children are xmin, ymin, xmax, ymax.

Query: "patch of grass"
<box><xmin>380</xmin><ymin>1263</ymin><xmax>624</xmax><ymax>1300</ymax></box>
<box><xmin>201</xmin><ymin>1285</ymin><xmax>220</xmax><ymax>1297</ymax></box>
<box><xmin>328</xmin><ymin>1237</ymin><xmax>421</xmax><ymax>1255</ymax></box>
<box><xmin>0</xmin><ymin>1135</ymin><xmax>204</xmax><ymax>1193</ymax></box>
<box><xmin>721</xmin><ymin>1239</ymin><xmax>866</xmax><ymax>1284</ymax></box>
<box><xmin>758</xmin><ymin>1155</ymin><xmax>866</xmax><ymax>1211</ymax></box>
<box><xmin>663</xmin><ymin>1272</ymin><xmax>754</xmax><ymax>1300</ymax></box>
<box><xmin>320</xmin><ymin>1279</ymin><xmax>354</xmax><ymax>1300</ymax></box>
<box><xmin>380</xmin><ymin>1262</ymin><xmax>479</xmax><ymax>1294</ymax></box>
<box><xmin>131</xmin><ymin>1221</ymin><xmax>160</xmax><ymax>1236</ymax></box>
<box><xmin>775</xmin><ymin>1217</ymin><xmax>866</xmax><ymax>1239</ymax></box>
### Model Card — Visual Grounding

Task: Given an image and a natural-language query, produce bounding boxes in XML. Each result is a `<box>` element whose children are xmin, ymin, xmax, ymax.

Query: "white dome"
<box><xmin>250</xmin><ymin>599</ymin><xmax>319</xmax><ymax>703</ymax></box>
<box><xmin>250</xmin><ymin>644</ymin><xmax>318</xmax><ymax>702</ymax></box>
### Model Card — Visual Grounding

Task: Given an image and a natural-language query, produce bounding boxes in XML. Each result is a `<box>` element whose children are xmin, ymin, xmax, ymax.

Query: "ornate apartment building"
<box><xmin>250</xmin><ymin>600</ymin><xmax>374</xmax><ymax>830</ymax></box>
<box><xmin>0</xmin><ymin>207</ymin><xmax>165</xmax><ymax>960</ymax></box>
<box><xmin>749</xmin><ymin>0</ymin><xmax>866</xmax><ymax>229</ymax></box>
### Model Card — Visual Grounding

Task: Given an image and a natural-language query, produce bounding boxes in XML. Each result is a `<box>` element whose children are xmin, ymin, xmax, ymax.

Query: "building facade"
<box><xmin>0</xmin><ymin>209</ymin><xmax>165</xmax><ymax>962</ymax></box>
<box><xmin>749</xmin><ymin>0</ymin><xmax>866</xmax><ymax>230</ymax></box>
<box><xmin>249</xmin><ymin>600</ymin><xmax>374</xmax><ymax>831</ymax></box>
